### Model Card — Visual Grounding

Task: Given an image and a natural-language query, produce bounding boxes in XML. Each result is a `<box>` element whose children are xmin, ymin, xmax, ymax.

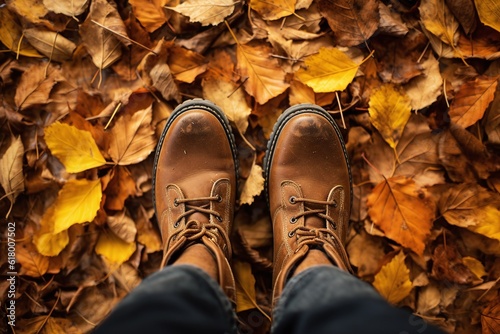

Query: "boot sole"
<box><xmin>263</xmin><ymin>104</ymin><xmax>353</xmax><ymax>209</ymax></box>
<box><xmin>152</xmin><ymin>99</ymin><xmax>240</xmax><ymax>219</ymax></box>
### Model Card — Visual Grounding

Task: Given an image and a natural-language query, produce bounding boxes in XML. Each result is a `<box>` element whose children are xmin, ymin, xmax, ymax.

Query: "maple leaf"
<box><xmin>367</xmin><ymin>176</ymin><xmax>436</xmax><ymax>255</ymax></box>
<box><xmin>250</xmin><ymin>0</ymin><xmax>297</xmax><ymax>20</ymax></box>
<box><xmin>295</xmin><ymin>47</ymin><xmax>362</xmax><ymax>93</ymax></box>
<box><xmin>233</xmin><ymin>259</ymin><xmax>258</xmax><ymax>313</ymax></box>
<box><xmin>129</xmin><ymin>0</ymin><xmax>169</xmax><ymax>32</ymax></box>
<box><xmin>318</xmin><ymin>0</ymin><xmax>379</xmax><ymax>47</ymax></box>
<box><xmin>168</xmin><ymin>0</ymin><xmax>236</xmax><ymax>26</ymax></box>
<box><xmin>0</xmin><ymin>136</ymin><xmax>24</xmax><ymax>217</ymax></box>
<box><xmin>0</xmin><ymin>7</ymin><xmax>42</xmax><ymax>58</ymax></box>
<box><xmin>108</xmin><ymin>105</ymin><xmax>157</xmax><ymax>166</ymax></box>
<box><xmin>240</xmin><ymin>163</ymin><xmax>265</xmax><ymax>205</ymax></box>
<box><xmin>474</xmin><ymin>0</ymin><xmax>500</xmax><ymax>33</ymax></box>
<box><xmin>236</xmin><ymin>41</ymin><xmax>289</xmax><ymax>105</ymax></box>
<box><xmin>368</xmin><ymin>84</ymin><xmax>412</xmax><ymax>150</ymax></box>
<box><xmin>95</xmin><ymin>230</ymin><xmax>137</xmax><ymax>266</ymax></box>
<box><xmin>43</xmin><ymin>0</ymin><xmax>89</xmax><ymax>18</ymax></box>
<box><xmin>373</xmin><ymin>251</ymin><xmax>412</xmax><ymax>304</ymax></box>
<box><xmin>44</xmin><ymin>122</ymin><xmax>106</xmax><ymax>173</ymax></box>
<box><xmin>448</xmin><ymin>75</ymin><xmax>498</xmax><ymax>128</ymax></box>
<box><xmin>23</xmin><ymin>28</ymin><xmax>77</xmax><ymax>62</ymax></box>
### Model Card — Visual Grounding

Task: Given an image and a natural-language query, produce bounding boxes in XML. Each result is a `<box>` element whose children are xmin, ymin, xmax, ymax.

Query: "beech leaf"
<box><xmin>318</xmin><ymin>0</ymin><xmax>379</xmax><ymax>47</ymax></box>
<box><xmin>0</xmin><ymin>136</ymin><xmax>25</xmax><ymax>213</ymax></box>
<box><xmin>14</xmin><ymin>63</ymin><xmax>61</xmax><ymax>110</ymax></box>
<box><xmin>240</xmin><ymin>163</ymin><xmax>265</xmax><ymax>205</ymax></box>
<box><xmin>373</xmin><ymin>251</ymin><xmax>412</xmax><ymax>304</ymax></box>
<box><xmin>419</xmin><ymin>0</ymin><xmax>459</xmax><ymax>47</ymax></box>
<box><xmin>449</xmin><ymin>75</ymin><xmax>498</xmax><ymax>128</ymax></box>
<box><xmin>368</xmin><ymin>84</ymin><xmax>412</xmax><ymax>149</ymax></box>
<box><xmin>367</xmin><ymin>176</ymin><xmax>436</xmax><ymax>255</ymax></box>
<box><xmin>129</xmin><ymin>0</ymin><xmax>168</xmax><ymax>32</ymax></box>
<box><xmin>295</xmin><ymin>47</ymin><xmax>361</xmax><ymax>93</ymax></box>
<box><xmin>234</xmin><ymin>259</ymin><xmax>258</xmax><ymax>313</ymax></box>
<box><xmin>107</xmin><ymin>211</ymin><xmax>138</xmax><ymax>244</ymax></box>
<box><xmin>43</xmin><ymin>0</ymin><xmax>89</xmax><ymax>17</ymax></box>
<box><xmin>250</xmin><ymin>0</ymin><xmax>296</xmax><ymax>21</ymax></box>
<box><xmin>108</xmin><ymin>105</ymin><xmax>157</xmax><ymax>166</ymax></box>
<box><xmin>168</xmin><ymin>46</ymin><xmax>208</xmax><ymax>83</ymax></box>
<box><xmin>16</xmin><ymin>242</ymin><xmax>49</xmax><ymax>277</ymax></box>
<box><xmin>168</xmin><ymin>0</ymin><xmax>236</xmax><ymax>26</ymax></box>
<box><xmin>405</xmin><ymin>54</ymin><xmax>443</xmax><ymax>111</ymax></box>
<box><xmin>474</xmin><ymin>0</ymin><xmax>500</xmax><ymax>33</ymax></box>
<box><xmin>0</xmin><ymin>7</ymin><xmax>42</xmax><ymax>58</ymax></box>
<box><xmin>45</xmin><ymin>122</ymin><xmax>106</xmax><ymax>173</ymax></box>
<box><xmin>237</xmin><ymin>42</ymin><xmax>289</xmax><ymax>104</ymax></box>
<box><xmin>95</xmin><ymin>230</ymin><xmax>137</xmax><ymax>266</ymax></box>
<box><xmin>33</xmin><ymin>222</ymin><xmax>69</xmax><ymax>257</ymax></box>
<box><xmin>24</xmin><ymin>28</ymin><xmax>76</xmax><ymax>62</ymax></box>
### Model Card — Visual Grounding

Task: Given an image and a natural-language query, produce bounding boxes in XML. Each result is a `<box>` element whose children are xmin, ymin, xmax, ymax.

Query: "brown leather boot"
<box><xmin>153</xmin><ymin>99</ymin><xmax>238</xmax><ymax>303</ymax></box>
<box><xmin>264</xmin><ymin>104</ymin><xmax>353</xmax><ymax>304</ymax></box>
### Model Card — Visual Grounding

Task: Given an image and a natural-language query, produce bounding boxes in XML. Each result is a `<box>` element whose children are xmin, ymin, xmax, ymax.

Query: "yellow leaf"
<box><xmin>0</xmin><ymin>7</ymin><xmax>42</xmax><ymax>58</ymax></box>
<box><xmin>373</xmin><ymin>251</ymin><xmax>412</xmax><ymax>304</ymax></box>
<box><xmin>368</xmin><ymin>84</ymin><xmax>411</xmax><ymax>149</ymax></box>
<box><xmin>7</xmin><ymin>0</ymin><xmax>48</xmax><ymax>25</ymax></box>
<box><xmin>367</xmin><ymin>176</ymin><xmax>435</xmax><ymax>255</ymax></box>
<box><xmin>295</xmin><ymin>47</ymin><xmax>360</xmax><ymax>93</ymax></box>
<box><xmin>33</xmin><ymin>224</ymin><xmax>69</xmax><ymax>257</ymax></box>
<box><xmin>240</xmin><ymin>163</ymin><xmax>265</xmax><ymax>206</ymax></box>
<box><xmin>236</xmin><ymin>42</ymin><xmax>289</xmax><ymax>105</ymax></box>
<box><xmin>168</xmin><ymin>46</ymin><xmax>208</xmax><ymax>83</ymax></box>
<box><xmin>42</xmin><ymin>178</ymin><xmax>102</xmax><ymax>234</ymax></box>
<box><xmin>474</xmin><ymin>0</ymin><xmax>500</xmax><ymax>33</ymax></box>
<box><xmin>95</xmin><ymin>230</ymin><xmax>137</xmax><ymax>266</ymax></box>
<box><xmin>45</xmin><ymin>122</ymin><xmax>106</xmax><ymax>173</ymax></box>
<box><xmin>233</xmin><ymin>259</ymin><xmax>257</xmax><ymax>313</ymax></box>
<box><xmin>129</xmin><ymin>0</ymin><xmax>168</xmax><ymax>32</ymax></box>
<box><xmin>419</xmin><ymin>0</ymin><xmax>459</xmax><ymax>47</ymax></box>
<box><xmin>108</xmin><ymin>105</ymin><xmax>157</xmax><ymax>165</ymax></box>
<box><xmin>467</xmin><ymin>206</ymin><xmax>500</xmax><ymax>243</ymax></box>
<box><xmin>462</xmin><ymin>256</ymin><xmax>486</xmax><ymax>279</ymax></box>
<box><xmin>168</xmin><ymin>0</ymin><xmax>235</xmax><ymax>26</ymax></box>
<box><xmin>16</xmin><ymin>242</ymin><xmax>49</xmax><ymax>277</ymax></box>
<box><xmin>43</xmin><ymin>0</ymin><xmax>89</xmax><ymax>17</ymax></box>
<box><xmin>249</xmin><ymin>0</ymin><xmax>296</xmax><ymax>20</ymax></box>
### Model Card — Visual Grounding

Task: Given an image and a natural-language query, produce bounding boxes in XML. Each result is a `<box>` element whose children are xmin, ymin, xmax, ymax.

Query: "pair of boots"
<box><xmin>153</xmin><ymin>99</ymin><xmax>352</xmax><ymax>306</ymax></box>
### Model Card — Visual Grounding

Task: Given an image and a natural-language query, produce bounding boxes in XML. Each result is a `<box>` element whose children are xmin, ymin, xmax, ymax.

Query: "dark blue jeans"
<box><xmin>95</xmin><ymin>265</ymin><xmax>444</xmax><ymax>334</ymax></box>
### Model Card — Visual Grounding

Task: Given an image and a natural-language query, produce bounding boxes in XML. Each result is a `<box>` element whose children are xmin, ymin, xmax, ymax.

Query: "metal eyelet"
<box><xmin>289</xmin><ymin>196</ymin><xmax>297</xmax><ymax>204</ymax></box>
<box><xmin>216</xmin><ymin>215</ymin><xmax>223</xmax><ymax>222</ymax></box>
<box><xmin>288</xmin><ymin>231</ymin><xmax>295</xmax><ymax>237</ymax></box>
<box><xmin>216</xmin><ymin>195</ymin><xmax>223</xmax><ymax>202</ymax></box>
<box><xmin>290</xmin><ymin>217</ymin><xmax>298</xmax><ymax>224</ymax></box>
<box><xmin>174</xmin><ymin>221</ymin><xmax>180</xmax><ymax>228</ymax></box>
<box><xmin>173</xmin><ymin>198</ymin><xmax>179</xmax><ymax>207</ymax></box>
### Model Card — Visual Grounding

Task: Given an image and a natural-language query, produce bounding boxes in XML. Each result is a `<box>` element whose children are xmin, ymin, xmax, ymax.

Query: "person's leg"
<box><xmin>264</xmin><ymin>104</ymin><xmax>444</xmax><ymax>334</ymax></box>
<box><xmin>94</xmin><ymin>100</ymin><xmax>240</xmax><ymax>333</ymax></box>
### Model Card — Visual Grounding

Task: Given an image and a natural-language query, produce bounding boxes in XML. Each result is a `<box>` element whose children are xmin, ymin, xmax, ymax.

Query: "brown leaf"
<box><xmin>444</xmin><ymin>0</ymin><xmax>477</xmax><ymax>35</ymax></box>
<box><xmin>129</xmin><ymin>0</ymin><xmax>169</xmax><ymax>32</ymax></box>
<box><xmin>108</xmin><ymin>104</ymin><xmax>157</xmax><ymax>166</ymax></box>
<box><xmin>6</xmin><ymin>0</ymin><xmax>49</xmax><ymax>26</ymax></box>
<box><xmin>485</xmin><ymin>88</ymin><xmax>500</xmax><ymax>144</ymax></box>
<box><xmin>14</xmin><ymin>63</ymin><xmax>62</xmax><ymax>110</ymax></box>
<box><xmin>449</xmin><ymin>75</ymin><xmax>499</xmax><ymax>128</ymax></box>
<box><xmin>43</xmin><ymin>0</ymin><xmax>89</xmax><ymax>17</ymax></box>
<box><xmin>105</xmin><ymin>166</ymin><xmax>137</xmax><ymax>211</ymax></box>
<box><xmin>404</xmin><ymin>54</ymin><xmax>443</xmax><ymax>111</ymax></box>
<box><xmin>0</xmin><ymin>7</ymin><xmax>42</xmax><ymax>58</ymax></box>
<box><xmin>168</xmin><ymin>45</ymin><xmax>208</xmax><ymax>83</ymax></box>
<box><xmin>0</xmin><ymin>135</ymin><xmax>25</xmax><ymax>214</ymax></box>
<box><xmin>481</xmin><ymin>300</ymin><xmax>500</xmax><ymax>334</ymax></box>
<box><xmin>16</xmin><ymin>241</ymin><xmax>49</xmax><ymax>277</ymax></box>
<box><xmin>419</xmin><ymin>0</ymin><xmax>460</xmax><ymax>47</ymax></box>
<box><xmin>106</xmin><ymin>211</ymin><xmax>137</xmax><ymax>244</ymax></box>
<box><xmin>135</xmin><ymin>204</ymin><xmax>162</xmax><ymax>253</ymax></box>
<box><xmin>24</xmin><ymin>28</ymin><xmax>76</xmax><ymax>62</ymax></box>
<box><xmin>367</xmin><ymin>176</ymin><xmax>436</xmax><ymax>255</ymax></box>
<box><xmin>378</xmin><ymin>2</ymin><xmax>408</xmax><ymax>36</ymax></box>
<box><xmin>431</xmin><ymin>244</ymin><xmax>476</xmax><ymax>284</ymax></box>
<box><xmin>347</xmin><ymin>229</ymin><xmax>386</xmax><ymax>277</ymax></box>
<box><xmin>318</xmin><ymin>0</ymin><xmax>379</xmax><ymax>47</ymax></box>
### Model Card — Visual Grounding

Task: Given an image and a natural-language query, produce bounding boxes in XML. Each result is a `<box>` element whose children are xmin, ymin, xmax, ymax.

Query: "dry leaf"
<box><xmin>250</xmin><ymin>0</ymin><xmax>296</xmax><ymax>20</ymax></box>
<box><xmin>378</xmin><ymin>2</ymin><xmax>408</xmax><ymax>36</ymax></box>
<box><xmin>318</xmin><ymin>0</ymin><xmax>379</xmax><ymax>47</ymax></box>
<box><xmin>105</xmin><ymin>166</ymin><xmax>137</xmax><ymax>211</ymax></box>
<box><xmin>16</xmin><ymin>241</ymin><xmax>49</xmax><ymax>277</ymax></box>
<box><xmin>108</xmin><ymin>105</ymin><xmax>157</xmax><ymax>165</ymax></box>
<box><xmin>449</xmin><ymin>75</ymin><xmax>498</xmax><ymax>128</ymax></box>
<box><xmin>373</xmin><ymin>251</ymin><xmax>412</xmax><ymax>304</ymax></box>
<box><xmin>168</xmin><ymin>46</ymin><xmax>208</xmax><ymax>83</ymax></box>
<box><xmin>6</xmin><ymin>0</ymin><xmax>48</xmax><ymax>26</ymax></box>
<box><xmin>445</xmin><ymin>0</ymin><xmax>477</xmax><ymax>35</ymax></box>
<box><xmin>43</xmin><ymin>0</ymin><xmax>88</xmax><ymax>17</ymax></box>
<box><xmin>431</xmin><ymin>243</ymin><xmax>476</xmax><ymax>284</ymax></box>
<box><xmin>237</xmin><ymin>42</ymin><xmax>289</xmax><ymax>104</ymax></box>
<box><xmin>95</xmin><ymin>230</ymin><xmax>137</xmax><ymax>266</ymax></box>
<box><xmin>0</xmin><ymin>136</ymin><xmax>24</xmax><ymax>215</ymax></box>
<box><xmin>474</xmin><ymin>0</ymin><xmax>500</xmax><ymax>33</ymax></box>
<box><xmin>129</xmin><ymin>0</ymin><xmax>168</xmax><ymax>32</ymax></box>
<box><xmin>240</xmin><ymin>163</ymin><xmax>265</xmax><ymax>205</ymax></box>
<box><xmin>136</xmin><ymin>205</ymin><xmax>162</xmax><ymax>253</ymax></box>
<box><xmin>367</xmin><ymin>176</ymin><xmax>435</xmax><ymax>255</ymax></box>
<box><xmin>481</xmin><ymin>300</ymin><xmax>500</xmax><ymax>334</ymax></box>
<box><xmin>233</xmin><ymin>259</ymin><xmax>257</xmax><ymax>313</ymax></box>
<box><xmin>14</xmin><ymin>63</ymin><xmax>61</xmax><ymax>110</ymax></box>
<box><xmin>419</xmin><ymin>0</ymin><xmax>460</xmax><ymax>47</ymax></box>
<box><xmin>24</xmin><ymin>28</ymin><xmax>77</xmax><ymax>62</ymax></box>
<box><xmin>106</xmin><ymin>211</ymin><xmax>137</xmax><ymax>244</ymax></box>
<box><xmin>45</xmin><ymin>122</ymin><xmax>106</xmax><ymax>173</ymax></box>
<box><xmin>368</xmin><ymin>84</ymin><xmax>412</xmax><ymax>149</ymax></box>
<box><xmin>0</xmin><ymin>7</ymin><xmax>42</xmax><ymax>58</ymax></box>
<box><xmin>485</xmin><ymin>90</ymin><xmax>500</xmax><ymax>144</ymax></box>
<box><xmin>347</xmin><ymin>229</ymin><xmax>386</xmax><ymax>277</ymax></box>
<box><xmin>295</xmin><ymin>47</ymin><xmax>361</xmax><ymax>93</ymax></box>
<box><xmin>33</xmin><ymin>220</ymin><xmax>70</xmax><ymax>257</ymax></box>
<box><xmin>462</xmin><ymin>256</ymin><xmax>486</xmax><ymax>278</ymax></box>
<box><xmin>168</xmin><ymin>0</ymin><xmax>235</xmax><ymax>26</ymax></box>
<box><xmin>405</xmin><ymin>54</ymin><xmax>443</xmax><ymax>110</ymax></box>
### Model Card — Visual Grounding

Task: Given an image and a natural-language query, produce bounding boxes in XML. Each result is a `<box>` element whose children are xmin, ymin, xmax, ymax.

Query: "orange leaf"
<box><xmin>16</xmin><ymin>242</ymin><xmax>49</xmax><ymax>277</ymax></box>
<box><xmin>367</xmin><ymin>176</ymin><xmax>436</xmax><ymax>255</ymax></box>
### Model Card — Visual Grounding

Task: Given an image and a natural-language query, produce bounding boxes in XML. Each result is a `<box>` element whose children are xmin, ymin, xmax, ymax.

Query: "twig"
<box><xmin>91</xmin><ymin>20</ymin><xmax>157</xmax><ymax>54</ymax></box>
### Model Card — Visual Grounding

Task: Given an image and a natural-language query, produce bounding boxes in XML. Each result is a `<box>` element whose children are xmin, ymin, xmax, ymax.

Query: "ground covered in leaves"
<box><xmin>0</xmin><ymin>0</ymin><xmax>500</xmax><ymax>333</ymax></box>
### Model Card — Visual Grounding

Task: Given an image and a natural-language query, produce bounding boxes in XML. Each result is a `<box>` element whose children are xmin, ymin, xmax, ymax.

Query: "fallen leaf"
<box><xmin>0</xmin><ymin>136</ymin><xmax>24</xmax><ymax>216</ymax></box>
<box><xmin>105</xmin><ymin>166</ymin><xmax>137</xmax><ymax>211</ymax></box>
<box><xmin>405</xmin><ymin>54</ymin><xmax>443</xmax><ymax>110</ymax></box>
<box><xmin>16</xmin><ymin>241</ymin><xmax>49</xmax><ymax>277</ymax></box>
<box><xmin>367</xmin><ymin>176</ymin><xmax>435</xmax><ymax>255</ymax></box>
<box><xmin>431</xmin><ymin>244</ymin><xmax>475</xmax><ymax>284</ymax></box>
<box><xmin>233</xmin><ymin>259</ymin><xmax>257</xmax><ymax>313</ymax></box>
<box><xmin>373</xmin><ymin>251</ymin><xmax>412</xmax><ymax>304</ymax></box>
<box><xmin>368</xmin><ymin>84</ymin><xmax>412</xmax><ymax>149</ymax></box>
<box><xmin>250</xmin><ymin>0</ymin><xmax>296</xmax><ymax>20</ymax></box>
<box><xmin>481</xmin><ymin>300</ymin><xmax>500</xmax><ymax>334</ymax></box>
<box><xmin>33</xmin><ymin>221</ymin><xmax>69</xmax><ymax>257</ymax></box>
<box><xmin>237</xmin><ymin>42</ymin><xmax>289</xmax><ymax>104</ymax></box>
<box><xmin>318</xmin><ymin>0</ymin><xmax>379</xmax><ymax>47</ymax></box>
<box><xmin>445</xmin><ymin>0</ymin><xmax>477</xmax><ymax>35</ymax></box>
<box><xmin>419</xmin><ymin>0</ymin><xmax>460</xmax><ymax>47</ymax></box>
<box><xmin>95</xmin><ymin>230</ymin><xmax>137</xmax><ymax>266</ymax></box>
<box><xmin>129</xmin><ymin>0</ymin><xmax>168</xmax><ymax>32</ymax></box>
<box><xmin>0</xmin><ymin>7</ymin><xmax>42</xmax><ymax>58</ymax></box>
<box><xmin>378</xmin><ymin>2</ymin><xmax>408</xmax><ymax>36</ymax></box>
<box><xmin>6</xmin><ymin>0</ymin><xmax>48</xmax><ymax>26</ymax></box>
<box><xmin>24</xmin><ymin>28</ymin><xmax>77</xmax><ymax>62</ymax></box>
<box><xmin>168</xmin><ymin>0</ymin><xmax>235</xmax><ymax>26</ymax></box>
<box><xmin>462</xmin><ymin>256</ymin><xmax>486</xmax><ymax>278</ymax></box>
<box><xmin>43</xmin><ymin>0</ymin><xmax>89</xmax><ymax>18</ymax></box>
<box><xmin>347</xmin><ymin>229</ymin><xmax>386</xmax><ymax>277</ymax></box>
<box><xmin>106</xmin><ymin>211</ymin><xmax>137</xmax><ymax>244</ymax></box>
<box><xmin>44</xmin><ymin>122</ymin><xmax>106</xmax><ymax>173</ymax></box>
<box><xmin>474</xmin><ymin>0</ymin><xmax>500</xmax><ymax>33</ymax></box>
<box><xmin>136</xmin><ymin>205</ymin><xmax>162</xmax><ymax>253</ymax></box>
<box><xmin>108</xmin><ymin>105</ymin><xmax>157</xmax><ymax>165</ymax></box>
<box><xmin>449</xmin><ymin>75</ymin><xmax>498</xmax><ymax>128</ymax></box>
<box><xmin>240</xmin><ymin>163</ymin><xmax>264</xmax><ymax>205</ymax></box>
<box><xmin>295</xmin><ymin>47</ymin><xmax>361</xmax><ymax>93</ymax></box>
<box><xmin>485</xmin><ymin>90</ymin><xmax>500</xmax><ymax>144</ymax></box>
<box><xmin>14</xmin><ymin>63</ymin><xmax>61</xmax><ymax>110</ymax></box>
<box><xmin>168</xmin><ymin>45</ymin><xmax>208</xmax><ymax>83</ymax></box>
